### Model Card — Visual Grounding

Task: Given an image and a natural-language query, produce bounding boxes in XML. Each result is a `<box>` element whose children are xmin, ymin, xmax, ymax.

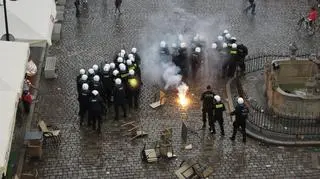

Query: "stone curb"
<box><xmin>225</xmin><ymin>77</ymin><xmax>320</xmax><ymax>146</ymax></box>
<box><xmin>15</xmin><ymin>47</ymin><xmax>48</xmax><ymax>178</ymax></box>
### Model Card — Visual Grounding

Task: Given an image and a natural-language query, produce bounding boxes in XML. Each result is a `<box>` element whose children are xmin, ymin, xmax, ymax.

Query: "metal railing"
<box><xmin>234</xmin><ymin>54</ymin><xmax>320</xmax><ymax>139</ymax></box>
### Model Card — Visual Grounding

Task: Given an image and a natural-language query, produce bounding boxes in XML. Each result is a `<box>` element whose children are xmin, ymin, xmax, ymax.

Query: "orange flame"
<box><xmin>177</xmin><ymin>83</ymin><xmax>189</xmax><ymax>107</ymax></box>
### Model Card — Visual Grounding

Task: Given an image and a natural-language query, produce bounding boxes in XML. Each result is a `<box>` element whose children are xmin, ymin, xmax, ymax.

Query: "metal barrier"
<box><xmin>234</xmin><ymin>54</ymin><xmax>320</xmax><ymax>139</ymax></box>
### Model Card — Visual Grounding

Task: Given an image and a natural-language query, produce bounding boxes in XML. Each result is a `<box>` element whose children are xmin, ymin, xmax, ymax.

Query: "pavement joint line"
<box><xmin>225</xmin><ymin>76</ymin><xmax>320</xmax><ymax>146</ymax></box>
<box><xmin>15</xmin><ymin>46</ymin><xmax>48</xmax><ymax>178</ymax></box>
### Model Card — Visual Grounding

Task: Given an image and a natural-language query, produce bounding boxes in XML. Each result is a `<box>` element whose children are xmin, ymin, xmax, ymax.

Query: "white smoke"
<box><xmin>138</xmin><ymin>2</ymin><xmax>230</xmax><ymax>90</ymax></box>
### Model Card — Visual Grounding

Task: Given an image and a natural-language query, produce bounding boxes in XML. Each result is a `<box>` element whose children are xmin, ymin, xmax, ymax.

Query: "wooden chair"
<box><xmin>37</xmin><ymin>120</ymin><xmax>61</xmax><ymax>145</ymax></box>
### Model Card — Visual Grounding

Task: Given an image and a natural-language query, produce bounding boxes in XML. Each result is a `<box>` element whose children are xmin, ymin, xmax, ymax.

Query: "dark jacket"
<box><xmin>113</xmin><ymin>84</ymin><xmax>126</xmax><ymax>105</ymax></box>
<box><xmin>133</xmin><ymin>53</ymin><xmax>141</xmax><ymax>66</ymax></box>
<box><xmin>90</xmin><ymin>81</ymin><xmax>104</xmax><ymax>95</ymax></box>
<box><xmin>89</xmin><ymin>95</ymin><xmax>105</xmax><ymax>113</ymax></box>
<box><xmin>230</xmin><ymin>104</ymin><xmax>249</xmax><ymax>123</ymax></box>
<box><xmin>78</xmin><ymin>89</ymin><xmax>90</xmax><ymax>106</ymax></box>
<box><xmin>201</xmin><ymin>90</ymin><xmax>216</xmax><ymax>110</ymax></box>
<box><xmin>213</xmin><ymin>102</ymin><xmax>226</xmax><ymax>119</ymax></box>
<box><xmin>101</xmin><ymin>71</ymin><xmax>113</xmax><ymax>91</ymax></box>
<box><xmin>237</xmin><ymin>44</ymin><xmax>248</xmax><ymax>59</ymax></box>
<box><xmin>115</xmin><ymin>0</ymin><xmax>122</xmax><ymax>7</ymax></box>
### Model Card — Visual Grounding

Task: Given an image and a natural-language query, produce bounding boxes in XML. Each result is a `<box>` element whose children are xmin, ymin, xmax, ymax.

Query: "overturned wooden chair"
<box><xmin>121</xmin><ymin>121</ymin><xmax>148</xmax><ymax>140</ymax></box>
<box><xmin>37</xmin><ymin>119</ymin><xmax>61</xmax><ymax>145</ymax></box>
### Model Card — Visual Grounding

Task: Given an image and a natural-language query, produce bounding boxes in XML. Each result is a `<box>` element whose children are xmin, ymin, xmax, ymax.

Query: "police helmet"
<box><xmin>223</xmin><ymin>29</ymin><xmax>229</xmax><ymax>34</ymax></box>
<box><xmin>128</xmin><ymin>54</ymin><xmax>134</xmax><ymax>59</ymax></box>
<box><xmin>81</xmin><ymin>74</ymin><xmax>88</xmax><ymax>81</ymax></box>
<box><xmin>92</xmin><ymin>64</ymin><xmax>99</xmax><ymax>71</ymax></box>
<box><xmin>82</xmin><ymin>83</ymin><xmax>89</xmax><ymax>90</ymax></box>
<box><xmin>88</xmin><ymin>68</ymin><xmax>94</xmax><ymax>74</ymax></box>
<box><xmin>178</xmin><ymin>34</ymin><xmax>184</xmax><ymax>41</ymax></box>
<box><xmin>79</xmin><ymin>69</ymin><xmax>85</xmax><ymax>75</ymax></box>
<box><xmin>231</xmin><ymin>43</ymin><xmax>237</xmax><ymax>49</ymax></box>
<box><xmin>92</xmin><ymin>90</ymin><xmax>99</xmax><ymax>96</ymax></box>
<box><xmin>180</xmin><ymin>42</ymin><xmax>186</xmax><ymax>48</ymax></box>
<box><xmin>218</xmin><ymin>35</ymin><xmax>224</xmax><ymax>41</ymax></box>
<box><xmin>103</xmin><ymin>64</ymin><xmax>110</xmax><ymax>72</ymax></box>
<box><xmin>195</xmin><ymin>47</ymin><xmax>201</xmax><ymax>53</ymax></box>
<box><xmin>119</xmin><ymin>63</ymin><xmax>126</xmax><ymax>71</ymax></box>
<box><xmin>211</xmin><ymin>43</ymin><xmax>217</xmax><ymax>49</ymax></box>
<box><xmin>160</xmin><ymin>41</ymin><xmax>166</xmax><ymax>48</ymax></box>
<box><xmin>129</xmin><ymin>56</ymin><xmax>135</xmax><ymax>62</ymax></box>
<box><xmin>231</xmin><ymin>37</ymin><xmax>236</xmax><ymax>41</ymax></box>
<box><xmin>93</xmin><ymin>75</ymin><xmax>100</xmax><ymax>82</ymax></box>
<box><xmin>113</xmin><ymin>70</ymin><xmax>119</xmax><ymax>76</ymax></box>
<box><xmin>117</xmin><ymin>57</ymin><xmax>124</xmax><ymax>63</ymax></box>
<box><xmin>131</xmin><ymin>47</ymin><xmax>137</xmax><ymax>53</ymax></box>
<box><xmin>214</xmin><ymin>95</ymin><xmax>221</xmax><ymax>102</ymax></box>
<box><xmin>126</xmin><ymin>60</ymin><xmax>132</xmax><ymax>66</ymax></box>
<box><xmin>225</xmin><ymin>33</ymin><xmax>231</xmax><ymax>39</ymax></box>
<box><xmin>110</xmin><ymin>62</ymin><xmax>116</xmax><ymax>69</ymax></box>
<box><xmin>115</xmin><ymin>78</ymin><xmax>122</xmax><ymax>85</ymax></box>
<box><xmin>129</xmin><ymin>69</ymin><xmax>135</xmax><ymax>76</ymax></box>
<box><xmin>222</xmin><ymin>43</ymin><xmax>228</xmax><ymax>48</ymax></box>
<box><xmin>120</xmin><ymin>49</ymin><xmax>126</xmax><ymax>55</ymax></box>
<box><xmin>172</xmin><ymin>43</ymin><xmax>177</xmax><ymax>48</ymax></box>
<box><xmin>237</xmin><ymin>97</ymin><xmax>244</xmax><ymax>104</ymax></box>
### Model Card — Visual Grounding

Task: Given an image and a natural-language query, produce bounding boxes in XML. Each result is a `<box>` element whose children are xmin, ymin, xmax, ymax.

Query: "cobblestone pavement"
<box><xmin>21</xmin><ymin>0</ymin><xmax>320</xmax><ymax>178</ymax></box>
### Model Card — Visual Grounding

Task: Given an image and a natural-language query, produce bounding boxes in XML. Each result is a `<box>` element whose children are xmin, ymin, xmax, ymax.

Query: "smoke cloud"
<box><xmin>138</xmin><ymin>2</ymin><xmax>230</xmax><ymax>90</ymax></box>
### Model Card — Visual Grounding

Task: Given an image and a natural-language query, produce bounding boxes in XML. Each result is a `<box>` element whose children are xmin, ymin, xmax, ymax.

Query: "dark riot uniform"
<box><xmin>230</xmin><ymin>104</ymin><xmax>249</xmax><ymax>142</ymax></box>
<box><xmin>113</xmin><ymin>83</ymin><xmax>127</xmax><ymax>120</ymax></box>
<box><xmin>101</xmin><ymin>70</ymin><xmax>113</xmax><ymax>107</ymax></box>
<box><xmin>190</xmin><ymin>50</ymin><xmax>202</xmax><ymax>79</ymax></box>
<box><xmin>88</xmin><ymin>94</ymin><xmax>105</xmax><ymax>132</ymax></box>
<box><xmin>77</xmin><ymin>78</ymin><xmax>87</xmax><ymax>99</ymax></box>
<box><xmin>90</xmin><ymin>80</ymin><xmax>105</xmax><ymax>100</ymax></box>
<box><xmin>132</xmin><ymin>52</ymin><xmax>141</xmax><ymax>66</ymax></box>
<box><xmin>237</xmin><ymin>44</ymin><xmax>248</xmax><ymax>74</ymax></box>
<box><xmin>78</xmin><ymin>88</ymin><xmax>90</xmax><ymax>125</ymax></box>
<box><xmin>176</xmin><ymin>47</ymin><xmax>189</xmax><ymax>80</ymax></box>
<box><xmin>212</xmin><ymin>101</ymin><xmax>226</xmax><ymax>135</ymax></box>
<box><xmin>200</xmin><ymin>90</ymin><xmax>216</xmax><ymax>128</ymax></box>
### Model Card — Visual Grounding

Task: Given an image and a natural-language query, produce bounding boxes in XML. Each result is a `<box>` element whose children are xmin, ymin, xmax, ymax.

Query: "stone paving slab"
<box><xmin>18</xmin><ymin>0</ymin><xmax>320</xmax><ymax>178</ymax></box>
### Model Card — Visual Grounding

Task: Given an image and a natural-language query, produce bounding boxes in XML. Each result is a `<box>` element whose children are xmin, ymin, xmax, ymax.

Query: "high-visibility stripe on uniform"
<box><xmin>215</xmin><ymin>104</ymin><xmax>224</xmax><ymax>108</ymax></box>
<box><xmin>230</xmin><ymin>50</ymin><xmax>237</xmax><ymax>54</ymax></box>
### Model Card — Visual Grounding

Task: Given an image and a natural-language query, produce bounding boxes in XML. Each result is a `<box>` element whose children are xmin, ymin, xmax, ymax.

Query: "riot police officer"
<box><xmin>159</xmin><ymin>41</ymin><xmax>170</xmax><ymax>63</ymax></box>
<box><xmin>92</xmin><ymin>64</ymin><xmax>100</xmax><ymax>76</ymax></box>
<box><xmin>88</xmin><ymin>90</ymin><xmax>105</xmax><ymax>133</ymax></box>
<box><xmin>77</xmin><ymin>69</ymin><xmax>86</xmax><ymax>96</ymax></box>
<box><xmin>77</xmin><ymin>74</ymin><xmax>88</xmax><ymax>98</ymax></box>
<box><xmin>212</xmin><ymin>95</ymin><xmax>226</xmax><ymax>135</ymax></box>
<box><xmin>230</xmin><ymin>97</ymin><xmax>249</xmax><ymax>143</ymax></box>
<box><xmin>91</xmin><ymin>75</ymin><xmax>105</xmax><ymax>100</ymax></box>
<box><xmin>78</xmin><ymin>83</ymin><xmax>90</xmax><ymax>126</ymax></box>
<box><xmin>131</xmin><ymin>47</ymin><xmax>141</xmax><ymax>65</ymax></box>
<box><xmin>112</xmin><ymin>78</ymin><xmax>127</xmax><ymax>120</ymax></box>
<box><xmin>227</xmin><ymin>43</ymin><xmax>239</xmax><ymax>77</ymax></box>
<box><xmin>87</xmin><ymin>68</ymin><xmax>95</xmax><ymax>85</ymax></box>
<box><xmin>237</xmin><ymin>43</ymin><xmax>248</xmax><ymax>75</ymax></box>
<box><xmin>200</xmin><ymin>85</ymin><xmax>216</xmax><ymax>129</ymax></box>
<box><xmin>126</xmin><ymin>70</ymin><xmax>141</xmax><ymax>109</ymax></box>
<box><xmin>191</xmin><ymin>47</ymin><xmax>202</xmax><ymax>79</ymax></box>
<box><xmin>101</xmin><ymin>64</ymin><xmax>113</xmax><ymax>107</ymax></box>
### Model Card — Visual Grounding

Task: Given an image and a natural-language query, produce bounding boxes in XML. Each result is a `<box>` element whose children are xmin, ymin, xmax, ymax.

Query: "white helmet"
<box><xmin>117</xmin><ymin>57</ymin><xmax>124</xmax><ymax>63</ymax></box>
<box><xmin>160</xmin><ymin>41</ymin><xmax>166</xmax><ymax>48</ymax></box>
<box><xmin>218</xmin><ymin>35</ymin><xmax>224</xmax><ymax>41</ymax></box>
<box><xmin>110</xmin><ymin>62</ymin><xmax>116</xmax><ymax>69</ymax></box>
<box><xmin>237</xmin><ymin>97</ymin><xmax>244</xmax><ymax>104</ymax></box>
<box><xmin>119</xmin><ymin>63</ymin><xmax>126</xmax><ymax>71</ymax></box>
<box><xmin>113</xmin><ymin>70</ymin><xmax>119</xmax><ymax>76</ymax></box>
<box><xmin>88</xmin><ymin>68</ymin><xmax>94</xmax><ymax>74</ymax></box>
<box><xmin>214</xmin><ymin>95</ymin><xmax>221</xmax><ymax>102</ymax></box>
<box><xmin>231</xmin><ymin>37</ymin><xmax>236</xmax><ymax>40</ymax></box>
<box><xmin>178</xmin><ymin>34</ymin><xmax>183</xmax><ymax>41</ymax></box>
<box><xmin>120</xmin><ymin>49</ymin><xmax>125</xmax><ymax>54</ymax></box>
<box><xmin>126</xmin><ymin>59</ymin><xmax>132</xmax><ymax>66</ymax></box>
<box><xmin>231</xmin><ymin>43</ymin><xmax>237</xmax><ymax>49</ymax></box>
<box><xmin>92</xmin><ymin>64</ymin><xmax>99</xmax><ymax>71</ymax></box>
<box><xmin>222</xmin><ymin>43</ymin><xmax>228</xmax><ymax>48</ymax></box>
<box><xmin>211</xmin><ymin>43</ymin><xmax>217</xmax><ymax>49</ymax></box>
<box><xmin>128</xmin><ymin>54</ymin><xmax>134</xmax><ymax>59</ymax></box>
<box><xmin>225</xmin><ymin>33</ymin><xmax>231</xmax><ymax>39</ymax></box>
<box><xmin>129</xmin><ymin>69</ymin><xmax>135</xmax><ymax>76</ymax></box>
<box><xmin>129</xmin><ymin>56</ymin><xmax>135</xmax><ymax>62</ymax></box>
<box><xmin>115</xmin><ymin>78</ymin><xmax>122</xmax><ymax>85</ymax></box>
<box><xmin>79</xmin><ymin>69</ymin><xmax>85</xmax><ymax>75</ymax></box>
<box><xmin>195</xmin><ymin>47</ymin><xmax>201</xmax><ymax>53</ymax></box>
<box><xmin>103</xmin><ymin>64</ymin><xmax>110</xmax><ymax>72</ymax></box>
<box><xmin>180</xmin><ymin>42</ymin><xmax>186</xmax><ymax>48</ymax></box>
<box><xmin>172</xmin><ymin>43</ymin><xmax>177</xmax><ymax>48</ymax></box>
<box><xmin>92</xmin><ymin>90</ymin><xmax>99</xmax><ymax>96</ymax></box>
<box><xmin>223</xmin><ymin>29</ymin><xmax>229</xmax><ymax>34</ymax></box>
<box><xmin>131</xmin><ymin>47</ymin><xmax>137</xmax><ymax>53</ymax></box>
<box><xmin>81</xmin><ymin>74</ymin><xmax>88</xmax><ymax>81</ymax></box>
<box><xmin>93</xmin><ymin>75</ymin><xmax>100</xmax><ymax>82</ymax></box>
<box><xmin>82</xmin><ymin>83</ymin><xmax>89</xmax><ymax>90</ymax></box>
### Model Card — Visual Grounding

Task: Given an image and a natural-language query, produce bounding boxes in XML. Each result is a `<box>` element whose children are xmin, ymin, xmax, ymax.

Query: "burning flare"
<box><xmin>177</xmin><ymin>83</ymin><xmax>189</xmax><ymax>107</ymax></box>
